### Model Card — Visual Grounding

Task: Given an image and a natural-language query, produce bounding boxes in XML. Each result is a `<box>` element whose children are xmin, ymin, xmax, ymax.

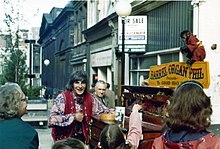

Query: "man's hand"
<box><xmin>75</xmin><ymin>113</ymin><xmax>84</xmax><ymax>122</ymax></box>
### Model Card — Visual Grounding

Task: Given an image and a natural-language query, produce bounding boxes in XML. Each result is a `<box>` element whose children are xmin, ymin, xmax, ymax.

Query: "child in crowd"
<box><xmin>98</xmin><ymin>104</ymin><xmax>142</xmax><ymax>149</ymax></box>
<box><xmin>52</xmin><ymin>138</ymin><xmax>86</xmax><ymax>149</ymax></box>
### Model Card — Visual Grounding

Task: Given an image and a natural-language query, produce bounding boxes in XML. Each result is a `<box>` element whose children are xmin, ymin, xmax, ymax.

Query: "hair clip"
<box><xmin>97</xmin><ymin>142</ymin><xmax>102</xmax><ymax>148</ymax></box>
<box><xmin>176</xmin><ymin>81</ymin><xmax>203</xmax><ymax>92</ymax></box>
<box><xmin>125</xmin><ymin>140</ymin><xmax>129</xmax><ymax>144</ymax></box>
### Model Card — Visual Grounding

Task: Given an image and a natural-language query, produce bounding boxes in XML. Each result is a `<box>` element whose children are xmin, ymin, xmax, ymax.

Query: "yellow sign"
<box><xmin>148</xmin><ymin>61</ymin><xmax>210</xmax><ymax>89</ymax></box>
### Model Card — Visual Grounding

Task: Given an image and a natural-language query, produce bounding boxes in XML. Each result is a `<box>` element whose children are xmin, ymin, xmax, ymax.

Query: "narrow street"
<box><xmin>36</xmin><ymin>126</ymin><xmax>90</xmax><ymax>149</ymax></box>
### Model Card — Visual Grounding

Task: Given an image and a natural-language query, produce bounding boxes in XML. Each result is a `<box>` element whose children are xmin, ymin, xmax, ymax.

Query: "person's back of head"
<box><xmin>166</xmin><ymin>80</ymin><xmax>212</xmax><ymax>132</ymax></box>
<box><xmin>52</xmin><ymin>138</ymin><xmax>86</xmax><ymax>149</ymax></box>
<box><xmin>106</xmin><ymin>83</ymin><xmax>110</xmax><ymax>89</ymax></box>
<box><xmin>99</xmin><ymin>124</ymin><xmax>132</xmax><ymax>149</ymax></box>
<box><xmin>0</xmin><ymin>82</ymin><xmax>26</xmax><ymax>119</ymax></box>
<box><xmin>91</xmin><ymin>83</ymin><xmax>96</xmax><ymax>88</ymax></box>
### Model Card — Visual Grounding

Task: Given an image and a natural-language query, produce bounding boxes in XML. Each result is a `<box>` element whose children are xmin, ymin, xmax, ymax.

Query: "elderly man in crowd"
<box><xmin>93</xmin><ymin>80</ymin><xmax>115</xmax><ymax>108</ymax></box>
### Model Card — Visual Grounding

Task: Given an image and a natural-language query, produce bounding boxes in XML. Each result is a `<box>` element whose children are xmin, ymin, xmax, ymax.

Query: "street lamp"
<box><xmin>44</xmin><ymin>59</ymin><xmax>50</xmax><ymax>66</ymax></box>
<box><xmin>115</xmin><ymin>0</ymin><xmax>131</xmax><ymax>106</ymax></box>
<box><xmin>43</xmin><ymin>59</ymin><xmax>50</xmax><ymax>87</ymax></box>
<box><xmin>115</xmin><ymin>0</ymin><xmax>132</xmax><ymax>85</ymax></box>
<box><xmin>25</xmin><ymin>39</ymin><xmax>36</xmax><ymax>88</ymax></box>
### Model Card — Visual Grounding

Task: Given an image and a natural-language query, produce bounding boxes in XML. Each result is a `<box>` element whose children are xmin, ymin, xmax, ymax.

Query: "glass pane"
<box><xmin>130</xmin><ymin>58</ymin><xmax>138</xmax><ymax>70</ymax></box>
<box><xmin>140</xmin><ymin>56</ymin><xmax>157</xmax><ymax>69</ymax></box>
<box><xmin>131</xmin><ymin>72</ymin><xmax>137</xmax><ymax>85</ymax></box>
<box><xmin>139</xmin><ymin>71</ymin><xmax>149</xmax><ymax>80</ymax></box>
<box><xmin>161</xmin><ymin>53</ymin><xmax>179</xmax><ymax>64</ymax></box>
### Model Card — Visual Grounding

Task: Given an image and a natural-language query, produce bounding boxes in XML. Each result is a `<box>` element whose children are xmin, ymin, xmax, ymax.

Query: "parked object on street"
<box><xmin>22</xmin><ymin>97</ymin><xmax>48</xmax><ymax>127</ymax></box>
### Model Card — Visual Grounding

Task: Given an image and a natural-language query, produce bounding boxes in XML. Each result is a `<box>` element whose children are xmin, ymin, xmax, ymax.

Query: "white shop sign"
<box><xmin>91</xmin><ymin>50</ymin><xmax>112</xmax><ymax>67</ymax></box>
<box><xmin>118</xmin><ymin>16</ymin><xmax>147</xmax><ymax>45</ymax></box>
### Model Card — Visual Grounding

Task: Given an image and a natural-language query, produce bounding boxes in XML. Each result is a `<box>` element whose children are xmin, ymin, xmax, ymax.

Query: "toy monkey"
<box><xmin>180</xmin><ymin>30</ymin><xmax>206</xmax><ymax>65</ymax></box>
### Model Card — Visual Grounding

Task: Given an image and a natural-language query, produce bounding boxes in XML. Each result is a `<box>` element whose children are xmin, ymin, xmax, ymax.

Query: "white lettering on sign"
<box><xmin>118</xmin><ymin>16</ymin><xmax>147</xmax><ymax>45</ymax></box>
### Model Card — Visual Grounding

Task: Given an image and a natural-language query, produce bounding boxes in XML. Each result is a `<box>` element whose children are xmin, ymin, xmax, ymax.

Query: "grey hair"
<box><xmin>95</xmin><ymin>80</ymin><xmax>107</xmax><ymax>88</ymax></box>
<box><xmin>0</xmin><ymin>82</ymin><xmax>24</xmax><ymax>119</ymax></box>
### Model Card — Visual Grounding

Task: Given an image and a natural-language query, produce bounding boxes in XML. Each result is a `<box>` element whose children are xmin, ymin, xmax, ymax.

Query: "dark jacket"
<box><xmin>0</xmin><ymin>117</ymin><xmax>39</xmax><ymax>149</ymax></box>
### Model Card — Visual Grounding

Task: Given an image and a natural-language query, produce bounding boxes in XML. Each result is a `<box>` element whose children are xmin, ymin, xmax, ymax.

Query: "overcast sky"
<box><xmin>0</xmin><ymin>0</ymin><xmax>70</xmax><ymax>30</ymax></box>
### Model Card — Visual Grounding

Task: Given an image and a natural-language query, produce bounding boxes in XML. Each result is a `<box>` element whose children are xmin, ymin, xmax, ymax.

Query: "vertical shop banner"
<box><xmin>118</xmin><ymin>16</ymin><xmax>147</xmax><ymax>45</ymax></box>
<box><xmin>148</xmin><ymin>61</ymin><xmax>210</xmax><ymax>89</ymax></box>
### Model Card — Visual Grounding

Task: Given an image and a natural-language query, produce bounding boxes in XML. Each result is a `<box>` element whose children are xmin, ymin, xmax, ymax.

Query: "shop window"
<box><xmin>140</xmin><ymin>56</ymin><xmax>157</xmax><ymax>69</ymax></box>
<box><xmin>160</xmin><ymin>53</ymin><xmax>179</xmax><ymax>64</ymax></box>
<box><xmin>131</xmin><ymin>72</ymin><xmax>137</xmax><ymax>85</ymax></box>
<box><xmin>139</xmin><ymin>72</ymin><xmax>149</xmax><ymax>80</ymax></box>
<box><xmin>131</xmin><ymin>58</ymin><xmax>138</xmax><ymax>70</ymax></box>
<box><xmin>130</xmin><ymin>48</ymin><xmax>180</xmax><ymax>86</ymax></box>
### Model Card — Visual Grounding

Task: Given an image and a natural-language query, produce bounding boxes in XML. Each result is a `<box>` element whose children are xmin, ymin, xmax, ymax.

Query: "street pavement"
<box><xmin>208</xmin><ymin>124</ymin><xmax>220</xmax><ymax>137</ymax></box>
<box><xmin>36</xmin><ymin>127</ymin><xmax>90</xmax><ymax>149</ymax></box>
<box><xmin>36</xmin><ymin>127</ymin><xmax>53</xmax><ymax>149</ymax></box>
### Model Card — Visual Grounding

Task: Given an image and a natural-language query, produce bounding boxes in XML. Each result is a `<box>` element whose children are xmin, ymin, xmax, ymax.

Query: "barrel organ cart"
<box><xmin>90</xmin><ymin>85</ymin><xmax>173</xmax><ymax>149</ymax></box>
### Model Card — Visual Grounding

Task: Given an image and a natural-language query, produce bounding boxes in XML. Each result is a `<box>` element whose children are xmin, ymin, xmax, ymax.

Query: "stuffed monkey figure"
<box><xmin>180</xmin><ymin>30</ymin><xmax>206</xmax><ymax>65</ymax></box>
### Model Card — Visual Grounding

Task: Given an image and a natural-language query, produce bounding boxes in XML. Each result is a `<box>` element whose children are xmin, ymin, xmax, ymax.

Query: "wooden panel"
<box><xmin>142</xmin><ymin>132</ymin><xmax>161</xmax><ymax>140</ymax></box>
<box><xmin>90</xmin><ymin>116</ymin><xmax>165</xmax><ymax>149</ymax></box>
<box><xmin>91</xmin><ymin>126</ymin><xmax>101</xmax><ymax>141</ymax></box>
<box><xmin>139</xmin><ymin>139</ymin><xmax>155</xmax><ymax>149</ymax></box>
<box><xmin>90</xmin><ymin>138</ymin><xmax>98</xmax><ymax>149</ymax></box>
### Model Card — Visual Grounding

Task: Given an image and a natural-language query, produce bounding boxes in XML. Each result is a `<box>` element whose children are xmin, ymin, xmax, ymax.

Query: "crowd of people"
<box><xmin>1</xmin><ymin>69</ymin><xmax>220</xmax><ymax>149</ymax></box>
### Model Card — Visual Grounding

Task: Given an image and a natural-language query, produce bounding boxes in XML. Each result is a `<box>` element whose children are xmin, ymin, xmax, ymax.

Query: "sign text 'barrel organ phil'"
<box><xmin>150</xmin><ymin>64</ymin><xmax>204</xmax><ymax>80</ymax></box>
